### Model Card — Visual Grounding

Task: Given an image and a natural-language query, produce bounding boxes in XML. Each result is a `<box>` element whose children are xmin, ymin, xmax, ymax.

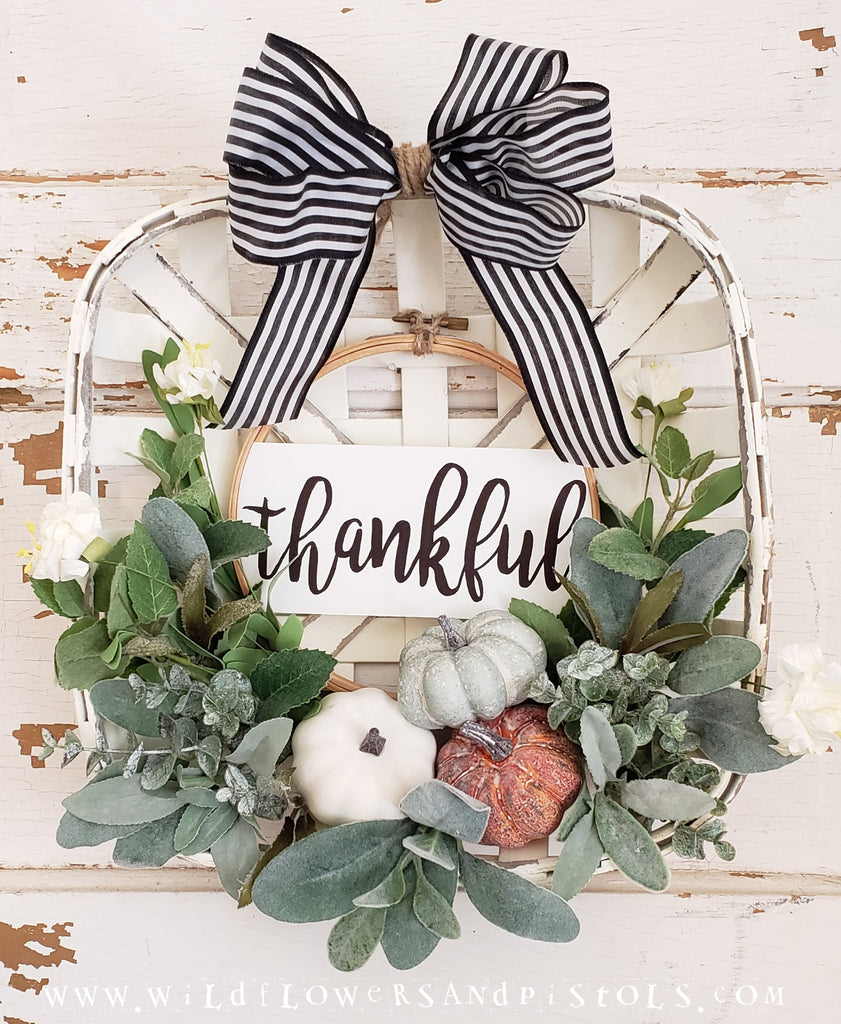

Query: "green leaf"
<box><xmin>669</xmin><ymin>636</ymin><xmax>762</xmax><ymax>695</ymax></box>
<box><xmin>381</xmin><ymin>859</ymin><xmax>456</xmax><ymax>970</ymax></box>
<box><xmin>579</xmin><ymin>707</ymin><xmax>622</xmax><ymax>789</ymax></box>
<box><xmin>459</xmin><ymin>850</ymin><xmax>579</xmax><ymax>942</ymax></box>
<box><xmin>138</xmin><ymin>428</ymin><xmax>176</xmax><ymax>488</ymax></box>
<box><xmin>353</xmin><ymin>858</ymin><xmax>408</xmax><ymax>908</ymax></box>
<box><xmin>140</xmin><ymin>752</ymin><xmax>177</xmax><ymax>791</ymax></box>
<box><xmin>55</xmin><ymin>618</ymin><xmax>118</xmax><ymax>690</ymax></box>
<box><xmin>658</xmin><ymin>529</ymin><xmax>713</xmax><ymax>565</ymax></box>
<box><xmin>197</xmin><ymin>735</ymin><xmax>222</xmax><ymax>778</ymax></box>
<box><xmin>620</xmin><ymin>779</ymin><xmax>715</xmax><ymax>822</ymax></box>
<box><xmin>89</xmin><ymin>677</ymin><xmax>171</xmax><ymax>736</ymax></box>
<box><xmin>669</xmin><ymin>689</ymin><xmax>800</xmax><ymax>773</ymax></box>
<box><xmin>328</xmin><ymin>907</ymin><xmax>387</xmax><ymax>972</ymax></box>
<box><xmin>112</xmin><ymin>808</ymin><xmax>184</xmax><ymax>867</ymax></box>
<box><xmin>31</xmin><ymin>578</ymin><xmax>87</xmax><ymax>619</ymax></box>
<box><xmin>662</xmin><ymin>530</ymin><xmax>748</xmax><ymax>627</ymax></box>
<box><xmin>200</xmin><ymin>595</ymin><xmax>263</xmax><ymax>649</ymax></box>
<box><xmin>180</xmin><ymin>555</ymin><xmax>209</xmax><ymax>642</ymax></box>
<box><xmin>675</xmin><ymin>463</ymin><xmax>743</xmax><ymax>530</ymax></box>
<box><xmin>412</xmin><ymin>861</ymin><xmax>460</xmax><ymax>940</ymax></box>
<box><xmin>211</xmin><ymin>816</ymin><xmax>261</xmax><ymax>899</ymax></box>
<box><xmin>251</xmin><ymin>819</ymin><xmax>413</xmax><ymax>922</ymax></box>
<box><xmin>630</xmin><ymin>621</ymin><xmax>711</xmax><ymax>655</ymax></box>
<box><xmin>622</xmin><ymin>570</ymin><xmax>684</xmax><ymax>653</ymax></box>
<box><xmin>632</xmin><ymin>497</ymin><xmax>654</xmax><ymax>547</ymax></box>
<box><xmin>92</xmin><ymin>536</ymin><xmax>129</xmax><ymax>613</ymax></box>
<box><xmin>593</xmin><ymin>791</ymin><xmax>670</xmax><ymax>891</ymax></box>
<box><xmin>556</xmin><ymin>574</ymin><xmax>605</xmax><ymax>646</ymax></box>
<box><xmin>655</xmin><ymin>426</ymin><xmax>691</xmax><ymax>478</ymax></box>
<box><xmin>402</xmin><ymin>829</ymin><xmax>457</xmax><ymax>870</ymax></box>
<box><xmin>399</xmin><ymin>780</ymin><xmax>490</xmax><ymax>843</ymax></box>
<box><xmin>712</xmin><ymin>566</ymin><xmax>747</xmax><ymax>619</ymax></box>
<box><xmin>140</xmin><ymin>498</ymin><xmax>212</xmax><ymax>587</ymax></box>
<box><xmin>226</xmin><ymin>717</ymin><xmax>293</xmax><ymax>777</ymax></box>
<box><xmin>56</xmin><ymin>811</ymin><xmax>143</xmax><ymax>849</ymax></box>
<box><xmin>174</xmin><ymin>478</ymin><xmax>215</xmax><ymax>512</ymax></box>
<box><xmin>177</xmin><ymin>787</ymin><xmax>220</xmax><ymax>809</ymax></box>
<box><xmin>588</xmin><ymin>528</ymin><xmax>669</xmax><ymax>582</ymax></box>
<box><xmin>169</xmin><ymin>433</ymin><xmax>205</xmax><ymax>486</ymax></box>
<box><xmin>142</xmin><ymin>346</ymin><xmax>196</xmax><ymax>437</ymax></box>
<box><xmin>554</xmin><ymin>786</ymin><xmax>591</xmax><ymax>842</ymax></box>
<box><xmin>274</xmin><ymin>613</ymin><xmax>304</xmax><ymax>651</ymax></box>
<box><xmin>508</xmin><ymin>599</ymin><xmax>575</xmax><ymax>662</ymax></box>
<box><xmin>105</xmin><ymin>562</ymin><xmax>135</xmax><ymax>637</ymax></box>
<box><xmin>252</xmin><ymin>649</ymin><xmax>336</xmax><ymax>721</ymax></box>
<box><xmin>125</xmin><ymin>521</ymin><xmax>178</xmax><ymax>622</ymax></box>
<box><xmin>174</xmin><ymin>804</ymin><xmax>211</xmax><ymax>851</ymax></box>
<box><xmin>681</xmin><ymin>449</ymin><xmax>716</xmax><ymax>483</ymax></box>
<box><xmin>203</xmin><ymin>519</ymin><xmax>271</xmax><ymax>568</ymax></box>
<box><xmin>569</xmin><ymin>519</ymin><xmax>641</xmax><ymax>647</ymax></box>
<box><xmin>177</xmin><ymin>802</ymin><xmax>238</xmax><ymax>856</ymax></box>
<box><xmin>613</xmin><ymin>723</ymin><xmax>638</xmax><ymax>766</ymax></box>
<box><xmin>552</xmin><ymin>808</ymin><xmax>604</xmax><ymax>901</ymax></box>
<box><xmin>63</xmin><ymin>775</ymin><xmax>180</xmax><ymax>826</ymax></box>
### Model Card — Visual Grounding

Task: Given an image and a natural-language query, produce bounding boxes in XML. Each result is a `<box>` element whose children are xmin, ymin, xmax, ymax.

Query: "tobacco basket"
<box><xmin>63</xmin><ymin>187</ymin><xmax>772</xmax><ymax>877</ymax></box>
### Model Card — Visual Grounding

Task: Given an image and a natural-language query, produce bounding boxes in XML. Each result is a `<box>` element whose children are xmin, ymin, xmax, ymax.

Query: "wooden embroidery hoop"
<box><xmin>228</xmin><ymin>332</ymin><xmax>600</xmax><ymax>694</ymax></box>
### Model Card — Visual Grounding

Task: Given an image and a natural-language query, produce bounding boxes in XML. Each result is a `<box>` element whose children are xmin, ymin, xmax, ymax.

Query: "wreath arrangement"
<box><xmin>24</xmin><ymin>340</ymin><xmax>834</xmax><ymax>972</ymax></box>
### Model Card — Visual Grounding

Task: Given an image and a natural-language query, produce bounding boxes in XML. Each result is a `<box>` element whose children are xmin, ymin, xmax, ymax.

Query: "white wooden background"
<box><xmin>2</xmin><ymin>1</ymin><xmax>839</xmax><ymax>1021</ymax></box>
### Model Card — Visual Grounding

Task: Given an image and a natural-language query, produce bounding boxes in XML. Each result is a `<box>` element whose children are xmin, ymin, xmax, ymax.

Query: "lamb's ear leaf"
<box><xmin>568</xmin><ymin>519</ymin><xmax>641</xmax><ymax>647</ymax></box>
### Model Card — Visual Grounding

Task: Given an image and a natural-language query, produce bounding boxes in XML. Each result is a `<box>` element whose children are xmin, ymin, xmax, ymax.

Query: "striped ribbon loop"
<box><xmin>220</xmin><ymin>33</ymin><xmax>640</xmax><ymax>468</ymax></box>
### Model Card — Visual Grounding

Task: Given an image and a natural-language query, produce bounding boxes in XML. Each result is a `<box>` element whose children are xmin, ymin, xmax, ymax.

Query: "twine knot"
<box><xmin>375</xmin><ymin>142</ymin><xmax>433</xmax><ymax>241</ymax></box>
<box><xmin>404</xmin><ymin>309</ymin><xmax>447</xmax><ymax>355</ymax></box>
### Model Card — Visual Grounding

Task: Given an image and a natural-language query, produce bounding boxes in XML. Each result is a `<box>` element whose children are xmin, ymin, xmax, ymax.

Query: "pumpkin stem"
<box><xmin>438</xmin><ymin>615</ymin><xmax>467</xmax><ymax>651</ymax></box>
<box><xmin>458</xmin><ymin>720</ymin><xmax>513</xmax><ymax>762</ymax></box>
<box><xmin>359</xmin><ymin>727</ymin><xmax>387</xmax><ymax>756</ymax></box>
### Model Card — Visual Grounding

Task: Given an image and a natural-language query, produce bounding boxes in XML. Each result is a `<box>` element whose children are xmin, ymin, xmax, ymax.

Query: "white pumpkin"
<box><xmin>397</xmin><ymin>610</ymin><xmax>551</xmax><ymax>729</ymax></box>
<box><xmin>291</xmin><ymin>687</ymin><xmax>437</xmax><ymax>826</ymax></box>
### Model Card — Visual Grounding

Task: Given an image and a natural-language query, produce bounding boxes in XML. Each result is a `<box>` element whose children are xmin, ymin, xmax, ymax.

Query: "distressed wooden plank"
<box><xmin>391</xmin><ymin>198</ymin><xmax>447</xmax><ymax>313</ymax></box>
<box><xmin>401</xmin><ymin>366</ymin><xmax>449</xmax><ymax>446</ymax></box>
<box><xmin>589</xmin><ymin>205</ymin><xmax>641</xmax><ymax>307</ymax></box>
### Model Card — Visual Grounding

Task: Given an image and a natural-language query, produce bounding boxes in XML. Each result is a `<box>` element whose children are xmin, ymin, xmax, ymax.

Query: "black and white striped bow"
<box><xmin>221</xmin><ymin>34</ymin><xmax>640</xmax><ymax>468</ymax></box>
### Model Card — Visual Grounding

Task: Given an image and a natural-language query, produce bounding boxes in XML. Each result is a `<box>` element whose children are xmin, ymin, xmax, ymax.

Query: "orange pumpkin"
<box><xmin>436</xmin><ymin>704</ymin><xmax>582</xmax><ymax>849</ymax></box>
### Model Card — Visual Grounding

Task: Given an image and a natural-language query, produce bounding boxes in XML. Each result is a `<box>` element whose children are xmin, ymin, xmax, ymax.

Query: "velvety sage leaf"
<box><xmin>613</xmin><ymin>723</ymin><xmax>638</xmax><ymax>765</ymax></box>
<box><xmin>381</xmin><ymin>859</ymin><xmax>454</xmax><ymax>970</ymax></box>
<box><xmin>177</xmin><ymin>787</ymin><xmax>220</xmax><ymax>808</ymax></box>
<box><xmin>669</xmin><ymin>689</ymin><xmax>800</xmax><ymax>773</ymax></box>
<box><xmin>579</xmin><ymin>706</ymin><xmax>622</xmax><ymax>789</ymax></box>
<box><xmin>588</xmin><ymin>528</ymin><xmax>669</xmax><ymax>582</ymax></box>
<box><xmin>169</xmin><ymin>433</ymin><xmax>205</xmax><ymax>486</ymax></box>
<box><xmin>620</xmin><ymin>779</ymin><xmax>716</xmax><ymax>822</ymax></box>
<box><xmin>178</xmin><ymin>802</ymin><xmax>238</xmax><ymax>856</ymax></box>
<box><xmin>174</xmin><ymin>804</ymin><xmax>211</xmax><ymax>852</ymax></box>
<box><xmin>399</xmin><ymin>780</ymin><xmax>490</xmax><ymax>843</ymax></box>
<box><xmin>140</xmin><ymin>752</ymin><xmax>177</xmax><ymax>791</ymax></box>
<box><xmin>672</xmin><ymin>824</ymin><xmax>703</xmax><ymax>860</ymax></box>
<box><xmin>554</xmin><ymin>785</ymin><xmax>591</xmax><ymax>842</ymax></box>
<box><xmin>251</xmin><ymin>819</ymin><xmax>413</xmax><ymax>922</ymax></box>
<box><xmin>675</xmin><ymin>463</ymin><xmax>743</xmax><ymax>530</ymax></box>
<box><xmin>63</xmin><ymin>775</ymin><xmax>179</xmax><ymax>825</ymax></box>
<box><xmin>56</xmin><ymin>811</ymin><xmax>143</xmax><ymax>848</ymax></box>
<box><xmin>662</xmin><ymin>530</ymin><xmax>748</xmax><ymax>627</ymax></box>
<box><xmin>125</xmin><ymin>520</ymin><xmax>178</xmax><ymax>622</ymax></box>
<box><xmin>226</xmin><ymin>717</ymin><xmax>293</xmax><ymax>778</ymax></box>
<box><xmin>211</xmin><ymin>816</ymin><xmax>261</xmax><ymax>899</ymax></box>
<box><xmin>552</xmin><ymin>808</ymin><xmax>604</xmax><ymax>901</ymax></box>
<box><xmin>670</xmin><ymin>636</ymin><xmax>762</xmax><ymax>695</ymax></box>
<box><xmin>508</xmin><ymin>599</ymin><xmax>575</xmax><ymax>662</ymax></box>
<box><xmin>622</xmin><ymin>570</ymin><xmax>684</xmax><ymax>653</ymax></box>
<box><xmin>353</xmin><ymin>858</ymin><xmax>408</xmax><ymax>908</ymax></box>
<box><xmin>657</xmin><ymin>529</ymin><xmax>713</xmax><ymax>565</ymax></box>
<box><xmin>89</xmin><ymin>677</ymin><xmax>168</xmax><ymax>737</ymax></box>
<box><xmin>274</xmin><ymin>613</ymin><xmax>304</xmax><ymax>651</ymax></box>
<box><xmin>204</xmin><ymin>519</ymin><xmax>271</xmax><ymax>568</ymax></box>
<box><xmin>460</xmin><ymin>851</ymin><xmax>579</xmax><ymax>941</ymax></box>
<box><xmin>402</xmin><ymin>829</ymin><xmax>457</xmax><ymax>870</ymax></box>
<box><xmin>140</xmin><ymin>498</ymin><xmax>212</xmax><ymax>587</ymax></box>
<box><xmin>556</xmin><ymin>575</ymin><xmax>605</xmax><ymax>646</ymax></box>
<box><xmin>413</xmin><ymin>861</ymin><xmax>460</xmax><ymax>939</ymax></box>
<box><xmin>197</xmin><ymin>735</ymin><xmax>222</xmax><ymax>778</ymax></box>
<box><xmin>252</xmin><ymin>649</ymin><xmax>336</xmax><ymax>720</ymax></box>
<box><xmin>569</xmin><ymin>519</ymin><xmax>641</xmax><ymax>648</ymax></box>
<box><xmin>655</xmin><ymin>426</ymin><xmax>691</xmax><ymax>478</ymax></box>
<box><xmin>593</xmin><ymin>791</ymin><xmax>670</xmax><ymax>891</ymax></box>
<box><xmin>54</xmin><ymin>617</ymin><xmax>116</xmax><ymax>690</ymax></box>
<box><xmin>630</xmin><ymin>621</ymin><xmax>711</xmax><ymax>656</ymax></box>
<box><xmin>112</xmin><ymin>808</ymin><xmax>184</xmax><ymax>867</ymax></box>
<box><xmin>328</xmin><ymin>907</ymin><xmax>387</xmax><ymax>972</ymax></box>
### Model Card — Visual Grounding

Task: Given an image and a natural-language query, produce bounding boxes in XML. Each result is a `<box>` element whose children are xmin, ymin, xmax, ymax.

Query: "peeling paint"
<box><xmin>37</xmin><ymin>255</ymin><xmax>91</xmax><ymax>282</ymax></box>
<box><xmin>13</xmin><ymin>724</ymin><xmax>77</xmax><ymax>768</ymax></box>
<box><xmin>698</xmin><ymin>169</ymin><xmax>826</xmax><ymax>188</ymax></box>
<box><xmin>0</xmin><ymin>388</ymin><xmax>34</xmax><ymax>409</ymax></box>
<box><xmin>751</xmin><ymin>906</ymin><xmax>765</xmax><ymax>914</ymax></box>
<box><xmin>0</xmin><ymin>922</ymin><xmax>76</xmax><ymax>995</ymax></box>
<box><xmin>0</xmin><ymin>366</ymin><xmax>23</xmax><ymax>379</ymax></box>
<box><xmin>730</xmin><ymin>871</ymin><xmax>766</xmax><ymax>879</ymax></box>
<box><xmin>1</xmin><ymin>323</ymin><xmax>13</xmax><ymax>334</ymax></box>
<box><xmin>10</xmin><ymin>423</ymin><xmax>63</xmax><ymax>493</ymax></box>
<box><xmin>80</xmin><ymin>240</ymin><xmax>109</xmax><ymax>253</ymax></box>
<box><xmin>815</xmin><ymin>389</ymin><xmax>841</xmax><ymax>401</ymax></box>
<box><xmin>809</xmin><ymin>406</ymin><xmax>841</xmax><ymax>435</ymax></box>
<box><xmin>771</xmin><ymin>407</ymin><xmax>792</xmax><ymax>419</ymax></box>
<box><xmin>4</xmin><ymin>1014</ymin><xmax>37</xmax><ymax>1024</ymax></box>
<box><xmin>799</xmin><ymin>27</ymin><xmax>837</xmax><ymax>51</ymax></box>
<box><xmin>2</xmin><ymin>170</ymin><xmax>166</xmax><ymax>183</ymax></box>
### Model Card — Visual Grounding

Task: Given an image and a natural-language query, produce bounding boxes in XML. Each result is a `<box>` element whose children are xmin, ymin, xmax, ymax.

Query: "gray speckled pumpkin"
<box><xmin>397</xmin><ymin>610</ymin><xmax>551</xmax><ymax>729</ymax></box>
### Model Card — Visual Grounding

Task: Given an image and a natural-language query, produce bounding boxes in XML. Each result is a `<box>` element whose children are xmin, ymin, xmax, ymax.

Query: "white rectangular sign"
<box><xmin>236</xmin><ymin>444</ymin><xmax>592</xmax><ymax>618</ymax></box>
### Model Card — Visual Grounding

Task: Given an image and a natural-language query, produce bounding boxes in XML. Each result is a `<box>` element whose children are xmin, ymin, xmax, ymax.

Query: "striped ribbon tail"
<box><xmin>220</xmin><ymin>36</ymin><xmax>400</xmax><ymax>428</ymax></box>
<box><xmin>426</xmin><ymin>35</ymin><xmax>640</xmax><ymax>467</ymax></box>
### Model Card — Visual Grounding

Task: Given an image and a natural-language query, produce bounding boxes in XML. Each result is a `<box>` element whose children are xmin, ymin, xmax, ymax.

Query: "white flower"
<box><xmin>20</xmin><ymin>491</ymin><xmax>102</xmax><ymax>582</ymax></box>
<box><xmin>759</xmin><ymin>643</ymin><xmax>841</xmax><ymax>756</ymax></box>
<box><xmin>621</xmin><ymin>363</ymin><xmax>687</xmax><ymax>412</ymax></box>
<box><xmin>152</xmin><ymin>340</ymin><xmax>221</xmax><ymax>405</ymax></box>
